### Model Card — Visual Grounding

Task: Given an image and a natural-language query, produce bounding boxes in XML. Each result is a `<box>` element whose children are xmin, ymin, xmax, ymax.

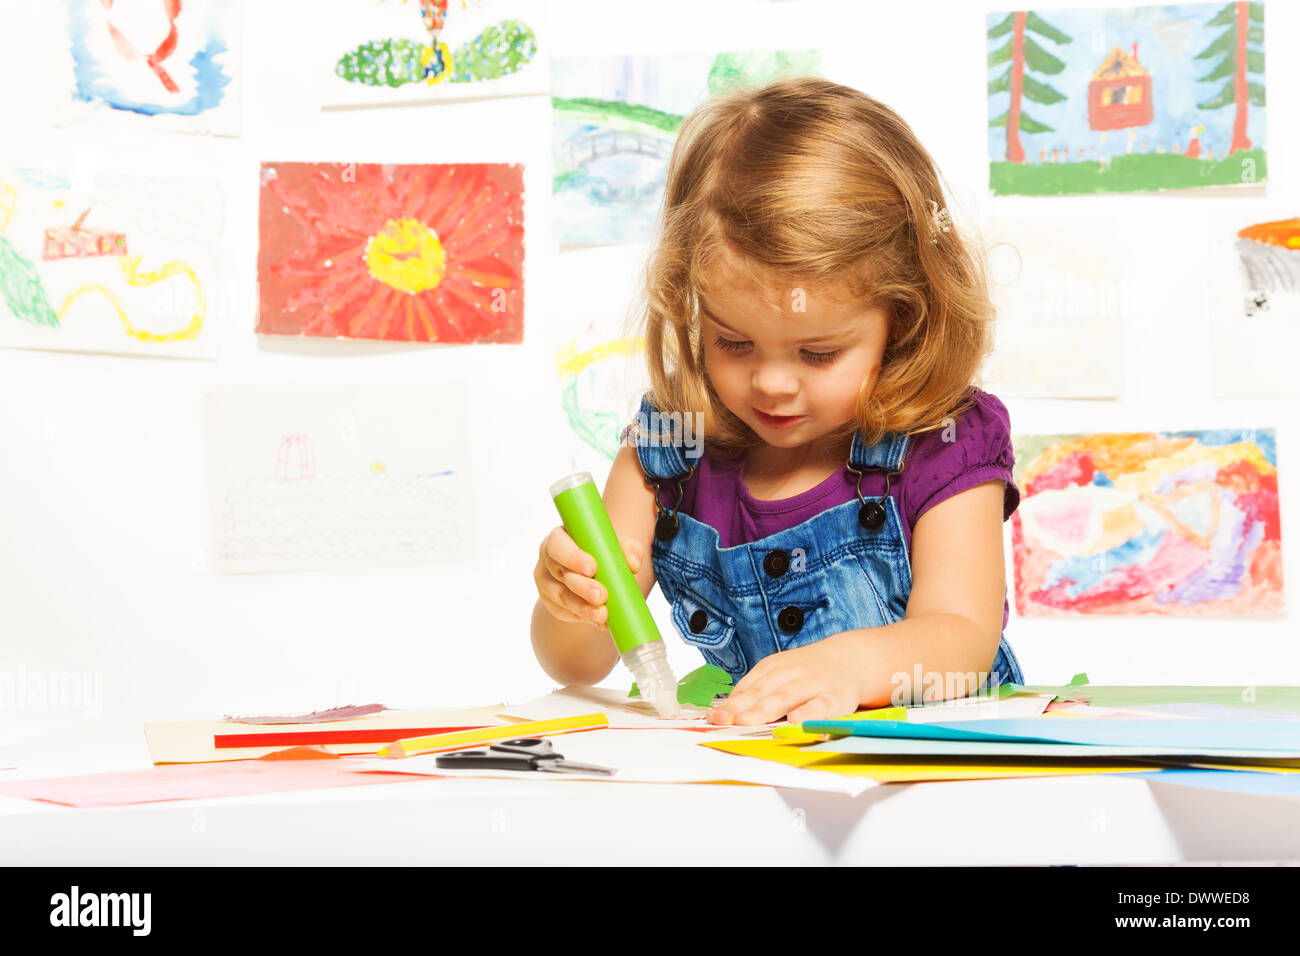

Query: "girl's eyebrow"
<box><xmin>702</xmin><ymin>305</ymin><xmax>849</xmax><ymax>346</ymax></box>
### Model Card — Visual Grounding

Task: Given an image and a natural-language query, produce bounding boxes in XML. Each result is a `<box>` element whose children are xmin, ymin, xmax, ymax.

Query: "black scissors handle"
<box><xmin>435</xmin><ymin>749</ymin><xmax>540</xmax><ymax>771</ymax></box>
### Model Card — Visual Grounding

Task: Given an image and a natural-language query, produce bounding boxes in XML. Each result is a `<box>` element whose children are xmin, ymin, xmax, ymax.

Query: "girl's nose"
<box><xmin>751</xmin><ymin>361</ymin><xmax>799</xmax><ymax>399</ymax></box>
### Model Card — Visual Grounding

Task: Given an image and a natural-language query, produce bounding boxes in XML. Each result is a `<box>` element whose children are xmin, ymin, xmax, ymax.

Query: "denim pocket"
<box><xmin>669</xmin><ymin>586</ymin><xmax>745</xmax><ymax>679</ymax></box>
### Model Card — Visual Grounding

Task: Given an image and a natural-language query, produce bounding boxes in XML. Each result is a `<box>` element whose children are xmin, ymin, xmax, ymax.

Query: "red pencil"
<box><xmin>213</xmin><ymin>726</ymin><xmax>487</xmax><ymax>750</ymax></box>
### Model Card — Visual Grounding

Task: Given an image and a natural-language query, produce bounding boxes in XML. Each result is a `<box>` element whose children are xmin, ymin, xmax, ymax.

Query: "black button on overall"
<box><xmin>859</xmin><ymin>501</ymin><xmax>886</xmax><ymax>530</ymax></box>
<box><xmin>689</xmin><ymin>609</ymin><xmax>709</xmax><ymax>633</ymax></box>
<box><xmin>763</xmin><ymin>549</ymin><xmax>789</xmax><ymax>577</ymax></box>
<box><xmin>777</xmin><ymin>606</ymin><xmax>804</xmax><ymax>634</ymax></box>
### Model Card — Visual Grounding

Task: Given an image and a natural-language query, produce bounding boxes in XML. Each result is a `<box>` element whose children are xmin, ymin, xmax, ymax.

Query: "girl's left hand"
<box><xmin>706</xmin><ymin>634</ymin><xmax>865</xmax><ymax>726</ymax></box>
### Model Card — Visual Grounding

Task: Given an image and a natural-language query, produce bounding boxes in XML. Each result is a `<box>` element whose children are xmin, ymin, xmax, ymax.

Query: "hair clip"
<box><xmin>928</xmin><ymin>200</ymin><xmax>952</xmax><ymax>243</ymax></box>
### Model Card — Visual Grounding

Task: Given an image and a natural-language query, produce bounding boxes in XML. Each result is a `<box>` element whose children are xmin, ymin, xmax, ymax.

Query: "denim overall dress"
<box><xmin>629</xmin><ymin>395</ymin><xmax>1026</xmax><ymax>698</ymax></box>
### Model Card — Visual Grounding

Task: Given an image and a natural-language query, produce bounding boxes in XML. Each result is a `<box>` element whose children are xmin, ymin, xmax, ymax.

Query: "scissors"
<box><xmin>435</xmin><ymin>737</ymin><xmax>615</xmax><ymax>775</ymax></box>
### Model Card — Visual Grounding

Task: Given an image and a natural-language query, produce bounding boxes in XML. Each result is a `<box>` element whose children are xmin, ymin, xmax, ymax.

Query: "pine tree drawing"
<box><xmin>988</xmin><ymin>11</ymin><xmax>1073</xmax><ymax>164</ymax></box>
<box><xmin>1195</xmin><ymin>1</ymin><xmax>1265</xmax><ymax>155</ymax></box>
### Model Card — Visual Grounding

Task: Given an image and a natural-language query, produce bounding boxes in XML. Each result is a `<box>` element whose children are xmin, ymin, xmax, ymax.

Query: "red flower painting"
<box><xmin>257</xmin><ymin>162</ymin><xmax>523</xmax><ymax>343</ymax></box>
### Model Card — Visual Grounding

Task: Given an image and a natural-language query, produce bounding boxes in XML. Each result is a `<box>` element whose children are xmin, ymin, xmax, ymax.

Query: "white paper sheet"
<box><xmin>902</xmin><ymin>694</ymin><xmax>1054</xmax><ymax>723</ymax></box>
<box><xmin>980</xmin><ymin>214</ymin><xmax>1127</xmax><ymax>398</ymax></box>
<box><xmin>1208</xmin><ymin>207</ymin><xmax>1300</xmax><ymax>397</ymax></box>
<box><xmin>500</xmin><ymin>684</ymin><xmax>773</xmax><ymax>732</ymax></box>
<box><xmin>202</xmin><ymin>384</ymin><xmax>474</xmax><ymax>573</ymax></box>
<box><xmin>355</xmin><ymin>728</ymin><xmax>878</xmax><ymax>795</ymax></box>
<box><xmin>0</xmin><ymin>167</ymin><xmax>222</xmax><ymax>359</ymax></box>
<box><xmin>50</xmin><ymin>0</ymin><xmax>242</xmax><ymax>137</ymax></box>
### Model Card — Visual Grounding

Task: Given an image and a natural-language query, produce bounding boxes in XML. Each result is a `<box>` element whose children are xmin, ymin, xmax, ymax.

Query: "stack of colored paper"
<box><xmin>702</xmin><ymin>678</ymin><xmax>1300</xmax><ymax>785</ymax></box>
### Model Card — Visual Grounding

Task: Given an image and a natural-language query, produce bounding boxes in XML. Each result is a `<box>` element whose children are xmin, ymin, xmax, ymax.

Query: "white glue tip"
<box><xmin>653</xmin><ymin>692</ymin><xmax>681</xmax><ymax>719</ymax></box>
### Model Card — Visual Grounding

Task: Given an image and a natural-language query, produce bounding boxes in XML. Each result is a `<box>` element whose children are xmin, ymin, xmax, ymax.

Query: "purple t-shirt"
<box><xmin>647</xmin><ymin>388</ymin><xmax>1020</xmax><ymax>630</ymax></box>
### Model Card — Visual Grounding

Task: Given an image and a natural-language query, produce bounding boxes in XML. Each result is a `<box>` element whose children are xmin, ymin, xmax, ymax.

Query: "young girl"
<box><xmin>532</xmin><ymin>76</ymin><xmax>1025</xmax><ymax>726</ymax></box>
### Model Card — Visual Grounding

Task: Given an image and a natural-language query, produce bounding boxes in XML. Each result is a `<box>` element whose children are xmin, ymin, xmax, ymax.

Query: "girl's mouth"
<box><xmin>753</xmin><ymin>408</ymin><xmax>805</xmax><ymax>428</ymax></box>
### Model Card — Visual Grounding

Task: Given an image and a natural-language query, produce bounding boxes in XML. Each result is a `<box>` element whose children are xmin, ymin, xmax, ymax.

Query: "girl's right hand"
<box><xmin>534</xmin><ymin>525</ymin><xmax>643</xmax><ymax>630</ymax></box>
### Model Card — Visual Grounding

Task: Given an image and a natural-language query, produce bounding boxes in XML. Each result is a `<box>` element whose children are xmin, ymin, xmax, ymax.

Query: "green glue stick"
<box><xmin>549</xmin><ymin>472</ymin><xmax>680</xmax><ymax>719</ymax></box>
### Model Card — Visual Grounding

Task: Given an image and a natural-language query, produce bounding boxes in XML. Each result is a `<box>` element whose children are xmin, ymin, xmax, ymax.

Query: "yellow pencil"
<box><xmin>378</xmin><ymin>712</ymin><xmax>609</xmax><ymax>758</ymax></box>
<box><xmin>773</xmin><ymin>706</ymin><xmax>908</xmax><ymax>741</ymax></box>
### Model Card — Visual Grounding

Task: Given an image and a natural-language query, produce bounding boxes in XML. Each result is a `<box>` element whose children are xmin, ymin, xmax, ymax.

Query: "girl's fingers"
<box><xmin>534</xmin><ymin>560</ymin><xmax>603</xmax><ymax>625</ymax></box>
<box><xmin>543</xmin><ymin>527</ymin><xmax>596</xmax><ymax>577</ymax></box>
<box><xmin>617</xmin><ymin>536</ymin><xmax>642</xmax><ymax>574</ymax></box>
<box><xmin>729</xmin><ymin>680</ymin><xmax>819</xmax><ymax>725</ymax></box>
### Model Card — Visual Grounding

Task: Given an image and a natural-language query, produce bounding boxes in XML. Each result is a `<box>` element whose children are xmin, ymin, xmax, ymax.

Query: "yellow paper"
<box><xmin>702</xmin><ymin>738</ymin><xmax>1159</xmax><ymax>783</ymax></box>
<box><xmin>144</xmin><ymin>705</ymin><xmax>510</xmax><ymax>764</ymax></box>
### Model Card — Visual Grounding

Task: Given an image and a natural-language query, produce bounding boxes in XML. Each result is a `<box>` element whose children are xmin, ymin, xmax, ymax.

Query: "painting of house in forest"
<box><xmin>988</xmin><ymin>2</ymin><xmax>1266</xmax><ymax>195</ymax></box>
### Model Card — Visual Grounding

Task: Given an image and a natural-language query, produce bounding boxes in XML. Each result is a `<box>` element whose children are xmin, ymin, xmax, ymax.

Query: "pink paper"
<box><xmin>0</xmin><ymin>758</ymin><xmax>437</xmax><ymax>808</ymax></box>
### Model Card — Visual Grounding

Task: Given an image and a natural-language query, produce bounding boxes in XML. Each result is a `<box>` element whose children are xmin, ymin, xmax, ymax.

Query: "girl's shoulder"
<box><xmin>903</xmin><ymin>386</ymin><xmax>1019</xmax><ymax>519</ymax></box>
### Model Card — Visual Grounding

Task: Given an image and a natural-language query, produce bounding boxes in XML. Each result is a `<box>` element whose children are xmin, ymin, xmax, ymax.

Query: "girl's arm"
<box><xmin>707</xmin><ymin>479</ymin><xmax>1007</xmax><ymax>724</ymax></box>
<box><xmin>530</xmin><ymin>444</ymin><xmax>660</xmax><ymax>686</ymax></box>
<box><xmin>849</xmin><ymin>478</ymin><xmax>1008</xmax><ymax>706</ymax></box>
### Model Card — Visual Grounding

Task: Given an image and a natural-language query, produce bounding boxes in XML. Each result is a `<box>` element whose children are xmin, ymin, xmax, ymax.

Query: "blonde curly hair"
<box><xmin>623</xmin><ymin>76</ymin><xmax>995</xmax><ymax>458</ymax></box>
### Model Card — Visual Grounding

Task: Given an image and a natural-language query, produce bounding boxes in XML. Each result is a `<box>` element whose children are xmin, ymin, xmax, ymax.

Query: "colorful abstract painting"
<box><xmin>319</xmin><ymin>0</ymin><xmax>546</xmax><ymax>108</ymax></box>
<box><xmin>552</xmin><ymin>49</ymin><xmax>822</xmax><ymax>246</ymax></box>
<box><xmin>52</xmin><ymin>0</ymin><xmax>241</xmax><ymax>136</ymax></box>
<box><xmin>0</xmin><ymin>166</ymin><xmax>221</xmax><ymax>359</ymax></box>
<box><xmin>256</xmin><ymin>162</ymin><xmax>523</xmax><ymax>344</ymax></box>
<box><xmin>987</xmin><ymin>3</ymin><xmax>1265</xmax><ymax>195</ymax></box>
<box><xmin>1210</xmin><ymin>211</ymin><xmax>1300</xmax><ymax>396</ymax></box>
<box><xmin>203</xmin><ymin>384</ymin><xmax>473</xmax><ymax>573</ymax></box>
<box><xmin>1011</xmin><ymin>429</ymin><xmax>1282</xmax><ymax>616</ymax></box>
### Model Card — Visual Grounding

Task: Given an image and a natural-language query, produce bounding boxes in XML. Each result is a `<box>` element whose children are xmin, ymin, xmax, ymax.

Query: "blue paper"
<box><xmin>1135</xmin><ymin>769</ymin><xmax>1300</xmax><ymax>796</ymax></box>
<box><xmin>798</xmin><ymin>717</ymin><xmax>1300</xmax><ymax>753</ymax></box>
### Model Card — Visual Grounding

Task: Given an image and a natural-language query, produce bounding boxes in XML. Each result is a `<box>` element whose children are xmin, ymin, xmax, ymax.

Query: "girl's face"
<box><xmin>699</xmin><ymin>263</ymin><xmax>890</xmax><ymax>454</ymax></box>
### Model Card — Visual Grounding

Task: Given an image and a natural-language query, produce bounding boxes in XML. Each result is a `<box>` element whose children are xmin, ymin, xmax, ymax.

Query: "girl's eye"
<box><xmin>713</xmin><ymin>336</ymin><xmax>750</xmax><ymax>353</ymax></box>
<box><xmin>801</xmin><ymin>349</ymin><xmax>840</xmax><ymax>366</ymax></box>
<box><xmin>712</xmin><ymin>336</ymin><xmax>840</xmax><ymax>366</ymax></box>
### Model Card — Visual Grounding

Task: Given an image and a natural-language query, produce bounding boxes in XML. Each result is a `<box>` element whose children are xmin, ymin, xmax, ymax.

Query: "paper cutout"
<box><xmin>222</xmin><ymin>704</ymin><xmax>390</xmax><ymax>725</ymax></box>
<box><xmin>702</xmin><ymin>738</ymin><xmax>1153</xmax><ymax>783</ymax></box>
<box><xmin>630</xmin><ymin>664</ymin><xmax>733</xmax><ymax>708</ymax></box>
<box><xmin>256</xmin><ymin>745</ymin><xmax>339</xmax><ymax>760</ymax></box>
<box><xmin>0</xmin><ymin>757</ymin><xmax>430</xmax><ymax>808</ymax></box>
<box><xmin>144</xmin><ymin>705</ymin><xmax>509</xmax><ymax>763</ymax></box>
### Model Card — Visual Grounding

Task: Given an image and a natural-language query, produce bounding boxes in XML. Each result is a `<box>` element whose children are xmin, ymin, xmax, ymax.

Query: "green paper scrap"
<box><xmin>1003</xmin><ymin>674</ymin><xmax>1300</xmax><ymax>714</ymax></box>
<box><xmin>630</xmin><ymin>664</ymin><xmax>733</xmax><ymax>707</ymax></box>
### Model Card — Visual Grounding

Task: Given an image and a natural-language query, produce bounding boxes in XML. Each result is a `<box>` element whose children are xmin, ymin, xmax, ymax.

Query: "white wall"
<box><xmin>2</xmin><ymin>0</ymin><xmax>1298</xmax><ymax>742</ymax></box>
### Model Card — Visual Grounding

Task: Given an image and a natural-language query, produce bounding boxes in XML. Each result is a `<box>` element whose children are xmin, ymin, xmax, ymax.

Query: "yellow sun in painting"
<box><xmin>370</xmin><ymin>461</ymin><xmax>388</xmax><ymax>474</ymax></box>
<box><xmin>365</xmin><ymin>218</ymin><xmax>446</xmax><ymax>294</ymax></box>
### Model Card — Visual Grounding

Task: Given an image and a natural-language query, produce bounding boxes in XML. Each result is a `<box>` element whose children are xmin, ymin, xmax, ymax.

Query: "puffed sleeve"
<box><xmin>908</xmin><ymin>389</ymin><xmax>1020</xmax><ymax>525</ymax></box>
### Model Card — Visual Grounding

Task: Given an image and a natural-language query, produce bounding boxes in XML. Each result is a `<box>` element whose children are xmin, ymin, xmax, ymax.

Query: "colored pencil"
<box><xmin>378</xmin><ymin>713</ymin><xmax>609</xmax><ymax>758</ymax></box>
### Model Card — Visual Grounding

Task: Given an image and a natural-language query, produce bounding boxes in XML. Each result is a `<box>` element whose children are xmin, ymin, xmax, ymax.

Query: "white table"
<box><xmin>3</xmin><ymin>719</ymin><xmax>1298</xmax><ymax>865</ymax></box>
